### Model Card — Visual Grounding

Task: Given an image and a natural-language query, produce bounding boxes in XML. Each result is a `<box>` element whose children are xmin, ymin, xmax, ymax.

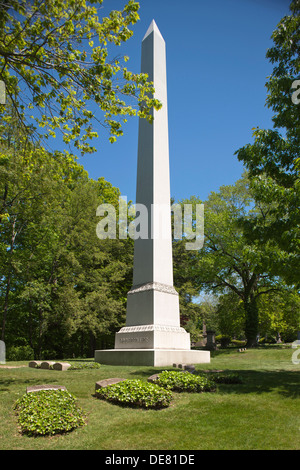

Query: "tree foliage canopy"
<box><xmin>235</xmin><ymin>0</ymin><xmax>300</xmax><ymax>286</ymax></box>
<box><xmin>0</xmin><ymin>0</ymin><xmax>161</xmax><ymax>154</ymax></box>
<box><xmin>174</xmin><ymin>175</ymin><xmax>295</xmax><ymax>346</ymax></box>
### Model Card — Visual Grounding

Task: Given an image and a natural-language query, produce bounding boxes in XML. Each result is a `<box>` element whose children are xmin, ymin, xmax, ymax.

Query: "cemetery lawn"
<box><xmin>0</xmin><ymin>347</ymin><xmax>299</xmax><ymax>450</ymax></box>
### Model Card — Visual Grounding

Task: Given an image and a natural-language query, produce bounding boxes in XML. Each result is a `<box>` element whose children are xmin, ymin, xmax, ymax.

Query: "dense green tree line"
<box><xmin>0</xmin><ymin>124</ymin><xmax>133</xmax><ymax>358</ymax></box>
<box><xmin>173</xmin><ymin>174</ymin><xmax>299</xmax><ymax>347</ymax></box>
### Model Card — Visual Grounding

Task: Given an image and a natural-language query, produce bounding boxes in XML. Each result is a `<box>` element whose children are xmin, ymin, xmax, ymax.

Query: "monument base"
<box><xmin>94</xmin><ymin>349</ymin><xmax>210</xmax><ymax>367</ymax></box>
<box><xmin>114</xmin><ymin>324</ymin><xmax>191</xmax><ymax>350</ymax></box>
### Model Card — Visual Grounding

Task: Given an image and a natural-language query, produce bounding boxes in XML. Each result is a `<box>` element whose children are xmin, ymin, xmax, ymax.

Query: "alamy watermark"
<box><xmin>96</xmin><ymin>198</ymin><xmax>204</xmax><ymax>250</ymax></box>
<box><xmin>291</xmin><ymin>80</ymin><xmax>300</xmax><ymax>105</ymax></box>
<box><xmin>0</xmin><ymin>80</ymin><xmax>6</xmax><ymax>105</ymax></box>
<box><xmin>0</xmin><ymin>340</ymin><xmax>5</xmax><ymax>364</ymax></box>
<box><xmin>291</xmin><ymin>339</ymin><xmax>300</xmax><ymax>365</ymax></box>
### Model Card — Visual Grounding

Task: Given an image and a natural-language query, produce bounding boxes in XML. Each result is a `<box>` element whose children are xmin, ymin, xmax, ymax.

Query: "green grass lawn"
<box><xmin>0</xmin><ymin>347</ymin><xmax>299</xmax><ymax>450</ymax></box>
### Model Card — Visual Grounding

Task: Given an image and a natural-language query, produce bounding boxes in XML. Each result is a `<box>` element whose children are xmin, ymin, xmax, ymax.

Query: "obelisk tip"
<box><xmin>143</xmin><ymin>19</ymin><xmax>164</xmax><ymax>41</ymax></box>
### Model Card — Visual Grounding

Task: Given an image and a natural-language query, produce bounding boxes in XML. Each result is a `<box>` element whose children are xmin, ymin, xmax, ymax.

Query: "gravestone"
<box><xmin>26</xmin><ymin>385</ymin><xmax>66</xmax><ymax>393</ymax></box>
<box><xmin>94</xmin><ymin>20</ymin><xmax>210</xmax><ymax>367</ymax></box>
<box><xmin>95</xmin><ymin>378</ymin><xmax>126</xmax><ymax>392</ymax></box>
<box><xmin>53</xmin><ymin>362</ymin><xmax>71</xmax><ymax>371</ymax></box>
<box><xmin>28</xmin><ymin>361</ymin><xmax>41</xmax><ymax>368</ymax></box>
<box><xmin>147</xmin><ymin>374</ymin><xmax>160</xmax><ymax>383</ymax></box>
<box><xmin>40</xmin><ymin>361</ymin><xmax>55</xmax><ymax>369</ymax></box>
<box><xmin>206</xmin><ymin>331</ymin><xmax>217</xmax><ymax>351</ymax></box>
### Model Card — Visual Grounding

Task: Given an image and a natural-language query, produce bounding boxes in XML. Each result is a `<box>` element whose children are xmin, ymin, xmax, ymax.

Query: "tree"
<box><xmin>0</xmin><ymin>0</ymin><xmax>161</xmax><ymax>154</ymax></box>
<box><xmin>174</xmin><ymin>175</ymin><xmax>289</xmax><ymax>347</ymax></box>
<box><xmin>257</xmin><ymin>290</ymin><xmax>300</xmax><ymax>343</ymax></box>
<box><xmin>235</xmin><ymin>0</ymin><xmax>300</xmax><ymax>286</ymax></box>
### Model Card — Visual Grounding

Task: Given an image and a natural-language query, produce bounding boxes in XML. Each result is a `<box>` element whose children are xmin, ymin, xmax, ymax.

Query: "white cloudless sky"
<box><xmin>77</xmin><ymin>0</ymin><xmax>291</xmax><ymax>203</ymax></box>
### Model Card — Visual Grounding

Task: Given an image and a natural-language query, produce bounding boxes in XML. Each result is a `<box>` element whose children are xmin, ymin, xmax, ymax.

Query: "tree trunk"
<box><xmin>244</xmin><ymin>297</ymin><xmax>259</xmax><ymax>347</ymax></box>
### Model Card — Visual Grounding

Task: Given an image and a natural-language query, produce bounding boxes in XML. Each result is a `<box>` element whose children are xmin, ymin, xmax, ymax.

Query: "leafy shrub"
<box><xmin>7</xmin><ymin>345</ymin><xmax>34</xmax><ymax>361</ymax></box>
<box><xmin>69</xmin><ymin>362</ymin><xmax>101</xmax><ymax>370</ymax></box>
<box><xmin>215</xmin><ymin>335</ymin><xmax>232</xmax><ymax>348</ymax></box>
<box><xmin>231</xmin><ymin>339</ymin><xmax>247</xmax><ymax>348</ymax></box>
<box><xmin>96</xmin><ymin>379</ymin><xmax>172</xmax><ymax>409</ymax></box>
<box><xmin>14</xmin><ymin>389</ymin><xmax>86</xmax><ymax>436</ymax></box>
<box><xmin>154</xmin><ymin>371</ymin><xmax>216</xmax><ymax>393</ymax></box>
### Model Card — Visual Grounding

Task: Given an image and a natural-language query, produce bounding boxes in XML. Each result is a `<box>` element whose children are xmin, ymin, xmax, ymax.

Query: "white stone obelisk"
<box><xmin>95</xmin><ymin>20</ymin><xmax>210</xmax><ymax>366</ymax></box>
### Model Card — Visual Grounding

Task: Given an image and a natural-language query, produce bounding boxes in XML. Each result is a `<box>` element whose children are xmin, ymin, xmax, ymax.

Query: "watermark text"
<box><xmin>96</xmin><ymin>198</ymin><xmax>204</xmax><ymax>250</ymax></box>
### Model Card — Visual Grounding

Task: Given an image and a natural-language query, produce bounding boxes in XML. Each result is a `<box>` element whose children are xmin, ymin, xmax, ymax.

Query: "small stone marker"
<box><xmin>26</xmin><ymin>384</ymin><xmax>67</xmax><ymax>393</ymax></box>
<box><xmin>53</xmin><ymin>362</ymin><xmax>71</xmax><ymax>371</ymax></box>
<box><xmin>28</xmin><ymin>361</ymin><xmax>41</xmax><ymax>368</ymax></box>
<box><xmin>147</xmin><ymin>374</ymin><xmax>160</xmax><ymax>383</ymax></box>
<box><xmin>40</xmin><ymin>361</ymin><xmax>55</xmax><ymax>369</ymax></box>
<box><xmin>173</xmin><ymin>363</ymin><xmax>196</xmax><ymax>373</ymax></box>
<box><xmin>183</xmin><ymin>364</ymin><xmax>196</xmax><ymax>373</ymax></box>
<box><xmin>95</xmin><ymin>378</ymin><xmax>126</xmax><ymax>392</ymax></box>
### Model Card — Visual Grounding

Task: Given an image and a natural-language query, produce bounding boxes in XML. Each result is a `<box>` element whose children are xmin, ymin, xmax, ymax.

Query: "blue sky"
<box><xmin>78</xmin><ymin>0</ymin><xmax>291</xmax><ymax>203</ymax></box>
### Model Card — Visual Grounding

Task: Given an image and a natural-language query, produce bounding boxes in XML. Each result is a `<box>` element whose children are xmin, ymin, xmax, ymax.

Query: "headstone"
<box><xmin>53</xmin><ymin>362</ymin><xmax>71</xmax><ymax>371</ymax></box>
<box><xmin>40</xmin><ymin>361</ymin><xmax>55</xmax><ymax>369</ymax></box>
<box><xmin>26</xmin><ymin>384</ymin><xmax>66</xmax><ymax>393</ymax></box>
<box><xmin>95</xmin><ymin>378</ymin><xmax>126</xmax><ymax>391</ymax></box>
<box><xmin>147</xmin><ymin>374</ymin><xmax>160</xmax><ymax>383</ymax></box>
<box><xmin>94</xmin><ymin>20</ymin><xmax>210</xmax><ymax>367</ymax></box>
<box><xmin>28</xmin><ymin>361</ymin><xmax>41</xmax><ymax>368</ymax></box>
<box><xmin>206</xmin><ymin>331</ymin><xmax>217</xmax><ymax>351</ymax></box>
<box><xmin>183</xmin><ymin>364</ymin><xmax>196</xmax><ymax>373</ymax></box>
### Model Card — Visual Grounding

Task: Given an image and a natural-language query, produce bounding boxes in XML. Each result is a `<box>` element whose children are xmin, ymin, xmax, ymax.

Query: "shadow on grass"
<box><xmin>126</xmin><ymin>363</ymin><xmax>300</xmax><ymax>399</ymax></box>
<box><xmin>197</xmin><ymin>369</ymin><xmax>300</xmax><ymax>399</ymax></box>
<box><xmin>128</xmin><ymin>367</ymin><xmax>176</xmax><ymax>379</ymax></box>
<box><xmin>127</xmin><ymin>366</ymin><xmax>300</xmax><ymax>400</ymax></box>
<box><xmin>0</xmin><ymin>376</ymin><xmax>62</xmax><ymax>392</ymax></box>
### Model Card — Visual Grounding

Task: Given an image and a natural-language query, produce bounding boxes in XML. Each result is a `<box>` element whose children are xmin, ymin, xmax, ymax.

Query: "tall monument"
<box><xmin>95</xmin><ymin>20</ymin><xmax>210</xmax><ymax>366</ymax></box>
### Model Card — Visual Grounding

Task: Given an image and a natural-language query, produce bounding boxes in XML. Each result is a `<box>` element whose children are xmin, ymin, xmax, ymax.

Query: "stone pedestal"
<box><xmin>94</xmin><ymin>349</ymin><xmax>210</xmax><ymax>367</ymax></box>
<box><xmin>115</xmin><ymin>325</ymin><xmax>190</xmax><ymax>350</ymax></box>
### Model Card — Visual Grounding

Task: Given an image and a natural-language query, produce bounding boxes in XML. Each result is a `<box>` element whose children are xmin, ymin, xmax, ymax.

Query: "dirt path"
<box><xmin>0</xmin><ymin>365</ymin><xmax>27</xmax><ymax>368</ymax></box>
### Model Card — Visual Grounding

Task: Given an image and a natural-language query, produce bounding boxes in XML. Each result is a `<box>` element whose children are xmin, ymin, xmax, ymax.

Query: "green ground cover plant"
<box><xmin>154</xmin><ymin>370</ymin><xmax>216</xmax><ymax>392</ymax></box>
<box><xmin>14</xmin><ymin>389</ymin><xmax>86</xmax><ymax>436</ymax></box>
<box><xmin>69</xmin><ymin>362</ymin><xmax>101</xmax><ymax>370</ymax></box>
<box><xmin>95</xmin><ymin>379</ymin><xmax>172</xmax><ymax>409</ymax></box>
